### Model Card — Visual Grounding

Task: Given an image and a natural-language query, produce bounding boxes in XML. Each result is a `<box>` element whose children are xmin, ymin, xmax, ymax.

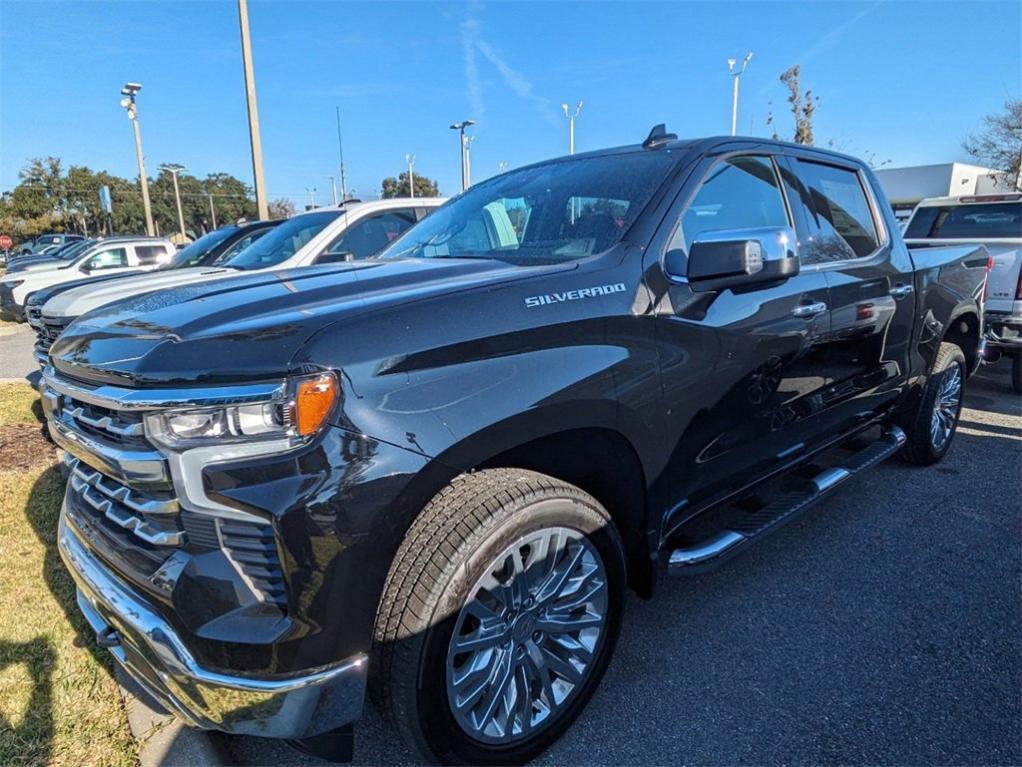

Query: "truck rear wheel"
<box><xmin>371</xmin><ymin>469</ymin><xmax>625</xmax><ymax>765</ymax></box>
<box><xmin>899</xmin><ymin>341</ymin><xmax>966</xmax><ymax>465</ymax></box>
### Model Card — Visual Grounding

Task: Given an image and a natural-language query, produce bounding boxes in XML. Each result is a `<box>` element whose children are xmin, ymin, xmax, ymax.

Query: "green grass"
<box><xmin>0</xmin><ymin>383</ymin><xmax>137</xmax><ymax>766</ymax></box>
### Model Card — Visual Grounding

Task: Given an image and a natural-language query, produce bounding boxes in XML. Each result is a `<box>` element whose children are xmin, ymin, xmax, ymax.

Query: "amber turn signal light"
<box><xmin>294</xmin><ymin>374</ymin><xmax>338</xmax><ymax>436</ymax></box>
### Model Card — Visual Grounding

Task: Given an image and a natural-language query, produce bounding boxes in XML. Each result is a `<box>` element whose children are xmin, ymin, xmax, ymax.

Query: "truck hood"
<box><xmin>1</xmin><ymin>261</ymin><xmax>74</xmax><ymax>285</ymax></box>
<box><xmin>49</xmin><ymin>258</ymin><xmax>572</xmax><ymax>387</ymax></box>
<box><xmin>43</xmin><ymin>265</ymin><xmax>240</xmax><ymax>317</ymax></box>
<box><xmin>27</xmin><ymin>270</ymin><xmax>148</xmax><ymax>310</ymax></box>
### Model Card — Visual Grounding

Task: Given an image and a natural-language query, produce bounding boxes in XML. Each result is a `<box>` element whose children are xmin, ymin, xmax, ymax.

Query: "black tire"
<box><xmin>371</xmin><ymin>468</ymin><xmax>625</xmax><ymax>765</ymax></box>
<box><xmin>899</xmin><ymin>342</ymin><xmax>966</xmax><ymax>466</ymax></box>
<box><xmin>1011</xmin><ymin>353</ymin><xmax>1022</xmax><ymax>396</ymax></box>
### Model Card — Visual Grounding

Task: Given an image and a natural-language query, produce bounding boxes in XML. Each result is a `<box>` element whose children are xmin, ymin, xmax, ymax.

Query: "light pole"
<box><xmin>561</xmin><ymin>100</ymin><xmax>583</xmax><ymax>155</ymax></box>
<box><xmin>159</xmin><ymin>163</ymin><xmax>188</xmax><ymax>239</ymax></box>
<box><xmin>305</xmin><ymin>188</ymin><xmax>317</xmax><ymax>209</ymax></box>
<box><xmin>728</xmin><ymin>52</ymin><xmax>753</xmax><ymax>136</ymax></box>
<box><xmin>498</xmin><ymin>161</ymin><xmax>508</xmax><ymax>173</ymax></box>
<box><xmin>238</xmin><ymin>0</ymin><xmax>269</xmax><ymax>220</ymax></box>
<box><xmin>406</xmin><ymin>154</ymin><xmax>416</xmax><ymax>199</ymax></box>
<box><xmin>206</xmin><ymin>190</ymin><xmax>218</xmax><ymax>228</ymax></box>
<box><xmin>450</xmin><ymin>120</ymin><xmax>475</xmax><ymax>192</ymax></box>
<box><xmin>328</xmin><ymin>176</ymin><xmax>338</xmax><ymax>205</ymax></box>
<box><xmin>335</xmin><ymin>106</ymin><xmax>349</xmax><ymax>202</ymax></box>
<box><xmin>119</xmin><ymin>83</ymin><xmax>155</xmax><ymax>236</ymax></box>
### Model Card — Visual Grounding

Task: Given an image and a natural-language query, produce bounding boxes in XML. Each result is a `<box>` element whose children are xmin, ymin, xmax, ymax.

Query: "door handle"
<box><xmin>890</xmin><ymin>283</ymin><xmax>914</xmax><ymax>299</ymax></box>
<box><xmin>793</xmin><ymin>301</ymin><xmax>827</xmax><ymax>318</ymax></box>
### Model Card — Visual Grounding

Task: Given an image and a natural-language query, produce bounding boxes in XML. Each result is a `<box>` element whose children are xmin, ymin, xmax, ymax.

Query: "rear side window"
<box><xmin>678</xmin><ymin>156</ymin><xmax>789</xmax><ymax>249</ymax></box>
<box><xmin>905</xmin><ymin>202</ymin><xmax>1022</xmax><ymax>239</ymax></box>
<box><xmin>134</xmin><ymin>245</ymin><xmax>169</xmax><ymax>265</ymax></box>
<box><xmin>788</xmin><ymin>160</ymin><xmax>880</xmax><ymax>263</ymax></box>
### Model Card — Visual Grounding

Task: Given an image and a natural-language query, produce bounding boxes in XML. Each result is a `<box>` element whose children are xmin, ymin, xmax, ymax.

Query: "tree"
<box><xmin>963</xmin><ymin>99</ymin><xmax>1022</xmax><ymax>188</ymax></box>
<box><xmin>381</xmin><ymin>171</ymin><xmax>440</xmax><ymax>199</ymax></box>
<box><xmin>268</xmin><ymin>198</ymin><xmax>297</xmax><ymax>220</ymax></box>
<box><xmin>778</xmin><ymin>65</ymin><xmax>818</xmax><ymax>145</ymax></box>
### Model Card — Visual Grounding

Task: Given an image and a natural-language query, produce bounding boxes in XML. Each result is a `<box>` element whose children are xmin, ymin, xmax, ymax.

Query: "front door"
<box><xmin>645</xmin><ymin>150</ymin><xmax>835</xmax><ymax>513</ymax></box>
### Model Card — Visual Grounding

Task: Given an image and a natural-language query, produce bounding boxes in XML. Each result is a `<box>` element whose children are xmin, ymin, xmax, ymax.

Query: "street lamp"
<box><xmin>449</xmin><ymin>120</ymin><xmax>476</xmax><ymax>192</ymax></box>
<box><xmin>498</xmin><ymin>161</ymin><xmax>508</xmax><ymax>173</ymax></box>
<box><xmin>561</xmin><ymin>101</ymin><xmax>583</xmax><ymax>155</ymax></box>
<box><xmin>159</xmin><ymin>163</ymin><xmax>188</xmax><ymax>240</ymax></box>
<box><xmin>119</xmin><ymin>82</ymin><xmax>155</xmax><ymax>236</ymax></box>
<box><xmin>328</xmin><ymin>176</ymin><xmax>338</xmax><ymax>205</ymax></box>
<box><xmin>406</xmin><ymin>154</ymin><xmax>416</xmax><ymax>199</ymax></box>
<box><xmin>727</xmin><ymin>52</ymin><xmax>753</xmax><ymax>136</ymax></box>
<box><xmin>305</xmin><ymin>188</ymin><xmax>317</xmax><ymax>209</ymax></box>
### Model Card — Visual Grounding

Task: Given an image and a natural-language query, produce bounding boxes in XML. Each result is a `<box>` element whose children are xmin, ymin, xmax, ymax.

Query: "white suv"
<box><xmin>1</xmin><ymin>237</ymin><xmax>175</xmax><ymax>321</ymax></box>
<box><xmin>31</xmin><ymin>197</ymin><xmax>445</xmax><ymax>362</ymax></box>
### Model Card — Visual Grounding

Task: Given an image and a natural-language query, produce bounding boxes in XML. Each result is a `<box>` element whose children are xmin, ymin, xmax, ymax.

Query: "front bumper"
<box><xmin>58</xmin><ymin>514</ymin><xmax>368</xmax><ymax>739</ymax></box>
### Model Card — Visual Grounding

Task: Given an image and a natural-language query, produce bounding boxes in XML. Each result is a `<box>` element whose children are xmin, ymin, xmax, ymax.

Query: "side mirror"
<box><xmin>682</xmin><ymin>226</ymin><xmax>799</xmax><ymax>292</ymax></box>
<box><xmin>316</xmin><ymin>250</ymin><xmax>354</xmax><ymax>264</ymax></box>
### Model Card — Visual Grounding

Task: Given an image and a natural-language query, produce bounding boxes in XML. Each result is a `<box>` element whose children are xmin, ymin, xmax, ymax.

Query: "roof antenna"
<box><xmin>643</xmin><ymin>123</ymin><xmax>677</xmax><ymax>149</ymax></box>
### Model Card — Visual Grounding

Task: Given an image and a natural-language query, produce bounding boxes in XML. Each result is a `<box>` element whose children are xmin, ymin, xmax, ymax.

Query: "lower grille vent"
<box><xmin>220</xmin><ymin>520</ymin><xmax>288</xmax><ymax>607</ymax></box>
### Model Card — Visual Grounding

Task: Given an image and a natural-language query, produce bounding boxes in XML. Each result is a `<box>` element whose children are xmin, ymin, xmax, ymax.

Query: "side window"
<box><xmin>670</xmin><ymin>156</ymin><xmax>789</xmax><ymax>263</ymax></box>
<box><xmin>84</xmin><ymin>247</ymin><xmax>128</xmax><ymax>271</ymax></box>
<box><xmin>134</xmin><ymin>245</ymin><xmax>169</xmax><ymax>265</ymax></box>
<box><xmin>789</xmin><ymin>160</ymin><xmax>880</xmax><ymax>263</ymax></box>
<box><xmin>319</xmin><ymin>210</ymin><xmax>417</xmax><ymax>262</ymax></box>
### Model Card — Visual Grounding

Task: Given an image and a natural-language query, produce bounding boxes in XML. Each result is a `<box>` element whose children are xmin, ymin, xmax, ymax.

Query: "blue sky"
<box><xmin>1</xmin><ymin>0</ymin><xmax>1019</xmax><ymax>206</ymax></box>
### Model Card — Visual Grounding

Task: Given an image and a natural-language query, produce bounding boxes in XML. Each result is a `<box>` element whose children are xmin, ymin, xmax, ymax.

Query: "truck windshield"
<box><xmin>905</xmin><ymin>202</ymin><xmax>1022</xmax><ymax>239</ymax></box>
<box><xmin>227</xmin><ymin>211</ymin><xmax>341</xmax><ymax>270</ymax></box>
<box><xmin>162</xmin><ymin>227</ymin><xmax>237</xmax><ymax>270</ymax></box>
<box><xmin>53</xmin><ymin>239</ymin><xmax>95</xmax><ymax>260</ymax></box>
<box><xmin>378</xmin><ymin>152</ymin><xmax>676</xmax><ymax>265</ymax></box>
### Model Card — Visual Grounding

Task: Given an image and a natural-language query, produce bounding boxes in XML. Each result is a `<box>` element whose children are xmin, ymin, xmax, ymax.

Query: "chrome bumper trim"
<box><xmin>59</xmin><ymin>514</ymin><xmax>368</xmax><ymax>739</ymax></box>
<box><xmin>46</xmin><ymin>412</ymin><xmax>169</xmax><ymax>485</ymax></box>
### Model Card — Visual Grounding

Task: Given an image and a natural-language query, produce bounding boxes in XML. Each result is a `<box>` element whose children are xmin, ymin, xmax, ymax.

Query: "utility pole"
<box><xmin>328</xmin><ymin>176</ymin><xmax>338</xmax><ymax>205</ymax></box>
<box><xmin>406</xmin><ymin>154</ymin><xmax>416</xmax><ymax>199</ymax></box>
<box><xmin>335</xmin><ymin>106</ymin><xmax>349</xmax><ymax>201</ymax></box>
<box><xmin>728</xmin><ymin>53</ymin><xmax>753</xmax><ymax>136</ymax></box>
<box><xmin>561</xmin><ymin>100</ymin><xmax>583</xmax><ymax>155</ymax></box>
<box><xmin>159</xmin><ymin>164</ymin><xmax>188</xmax><ymax>240</ymax></box>
<box><xmin>450</xmin><ymin>120</ymin><xmax>475</xmax><ymax>192</ymax></box>
<box><xmin>238</xmin><ymin>0</ymin><xmax>269</xmax><ymax>219</ymax></box>
<box><xmin>207</xmin><ymin>191</ymin><xmax>218</xmax><ymax>228</ymax></box>
<box><xmin>119</xmin><ymin>83</ymin><xmax>154</xmax><ymax>236</ymax></box>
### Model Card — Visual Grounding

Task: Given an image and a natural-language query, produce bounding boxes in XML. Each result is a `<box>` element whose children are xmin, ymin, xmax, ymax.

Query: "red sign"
<box><xmin>0</xmin><ymin>235</ymin><xmax>12</xmax><ymax>250</ymax></box>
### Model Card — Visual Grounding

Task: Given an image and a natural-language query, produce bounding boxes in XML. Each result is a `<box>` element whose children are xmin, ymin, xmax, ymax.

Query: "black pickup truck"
<box><xmin>44</xmin><ymin>131</ymin><xmax>988</xmax><ymax>764</ymax></box>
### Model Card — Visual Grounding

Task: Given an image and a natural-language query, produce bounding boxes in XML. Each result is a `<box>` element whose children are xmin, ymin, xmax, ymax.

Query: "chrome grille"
<box><xmin>70</xmin><ymin>460</ymin><xmax>183</xmax><ymax>546</ymax></box>
<box><xmin>61</xmin><ymin>397</ymin><xmax>147</xmax><ymax>447</ymax></box>
<box><xmin>31</xmin><ymin>313</ymin><xmax>69</xmax><ymax>360</ymax></box>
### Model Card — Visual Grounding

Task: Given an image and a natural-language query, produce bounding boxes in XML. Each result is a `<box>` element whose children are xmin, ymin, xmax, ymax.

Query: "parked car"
<box><xmin>5</xmin><ymin>238</ymin><xmax>101</xmax><ymax>274</ymax></box>
<box><xmin>0</xmin><ymin>236</ymin><xmax>174</xmax><ymax>321</ymax></box>
<box><xmin>16</xmin><ymin>232</ymin><xmax>84</xmax><ymax>256</ymax></box>
<box><xmin>30</xmin><ymin>198</ymin><xmax>443</xmax><ymax>358</ymax></box>
<box><xmin>904</xmin><ymin>192</ymin><xmax>1022</xmax><ymax>393</ymax></box>
<box><xmin>24</xmin><ymin>222</ymin><xmax>279</xmax><ymax>365</ymax></box>
<box><xmin>44</xmin><ymin>133</ymin><xmax>987</xmax><ymax>764</ymax></box>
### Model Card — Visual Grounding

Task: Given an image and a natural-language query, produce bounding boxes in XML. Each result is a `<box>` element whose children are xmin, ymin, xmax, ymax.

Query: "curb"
<box><xmin>115</xmin><ymin>666</ymin><xmax>232</xmax><ymax>767</ymax></box>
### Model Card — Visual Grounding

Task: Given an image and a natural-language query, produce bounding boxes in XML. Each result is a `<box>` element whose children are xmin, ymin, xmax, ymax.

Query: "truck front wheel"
<box><xmin>371</xmin><ymin>468</ymin><xmax>625</xmax><ymax>765</ymax></box>
<box><xmin>899</xmin><ymin>341</ymin><xmax>966</xmax><ymax>465</ymax></box>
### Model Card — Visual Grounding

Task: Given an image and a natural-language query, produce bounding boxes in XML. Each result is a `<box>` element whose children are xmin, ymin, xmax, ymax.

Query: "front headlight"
<box><xmin>145</xmin><ymin>372</ymin><xmax>339</xmax><ymax>449</ymax></box>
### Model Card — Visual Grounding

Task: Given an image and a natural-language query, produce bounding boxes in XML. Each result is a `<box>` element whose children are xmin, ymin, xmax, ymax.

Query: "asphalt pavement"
<box><xmin>223</xmin><ymin>363</ymin><xmax>1022</xmax><ymax>766</ymax></box>
<box><xmin>0</xmin><ymin>320</ymin><xmax>40</xmax><ymax>384</ymax></box>
<box><xmin>1</xmin><ymin>325</ymin><xmax>1018</xmax><ymax>765</ymax></box>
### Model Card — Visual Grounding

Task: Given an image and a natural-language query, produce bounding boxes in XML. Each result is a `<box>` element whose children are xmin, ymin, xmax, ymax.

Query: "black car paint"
<box><xmin>51</xmin><ymin>138</ymin><xmax>986</xmax><ymax>679</ymax></box>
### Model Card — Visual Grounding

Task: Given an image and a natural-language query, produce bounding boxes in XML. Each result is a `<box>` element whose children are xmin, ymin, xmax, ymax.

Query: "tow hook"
<box><xmin>96</xmin><ymin>625</ymin><xmax>121</xmax><ymax>648</ymax></box>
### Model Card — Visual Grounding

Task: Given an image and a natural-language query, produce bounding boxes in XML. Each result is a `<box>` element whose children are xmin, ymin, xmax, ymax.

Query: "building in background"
<box><xmin>875</xmin><ymin>163</ymin><xmax>1010</xmax><ymax>225</ymax></box>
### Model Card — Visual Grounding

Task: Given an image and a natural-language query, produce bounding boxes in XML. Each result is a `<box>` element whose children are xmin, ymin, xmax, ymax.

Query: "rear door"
<box><xmin>647</xmin><ymin>149</ymin><xmax>834</xmax><ymax>507</ymax></box>
<box><xmin>778</xmin><ymin>152</ymin><xmax>916</xmax><ymax>428</ymax></box>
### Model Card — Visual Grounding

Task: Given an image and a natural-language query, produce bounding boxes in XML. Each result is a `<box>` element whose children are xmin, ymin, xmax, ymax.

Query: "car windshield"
<box><xmin>55</xmin><ymin>239</ymin><xmax>95</xmax><ymax>260</ymax></box>
<box><xmin>378</xmin><ymin>152</ymin><xmax>676</xmax><ymax>265</ymax></box>
<box><xmin>227</xmin><ymin>211</ymin><xmax>341</xmax><ymax>270</ymax></box>
<box><xmin>162</xmin><ymin>227</ymin><xmax>238</xmax><ymax>270</ymax></box>
<box><xmin>906</xmin><ymin>202</ymin><xmax>1022</xmax><ymax>239</ymax></box>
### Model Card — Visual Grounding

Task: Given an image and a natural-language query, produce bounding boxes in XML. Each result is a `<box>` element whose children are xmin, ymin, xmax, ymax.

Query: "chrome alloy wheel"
<box><xmin>445</xmin><ymin>526</ymin><xmax>608</xmax><ymax>744</ymax></box>
<box><xmin>930</xmin><ymin>362</ymin><xmax>962</xmax><ymax>451</ymax></box>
